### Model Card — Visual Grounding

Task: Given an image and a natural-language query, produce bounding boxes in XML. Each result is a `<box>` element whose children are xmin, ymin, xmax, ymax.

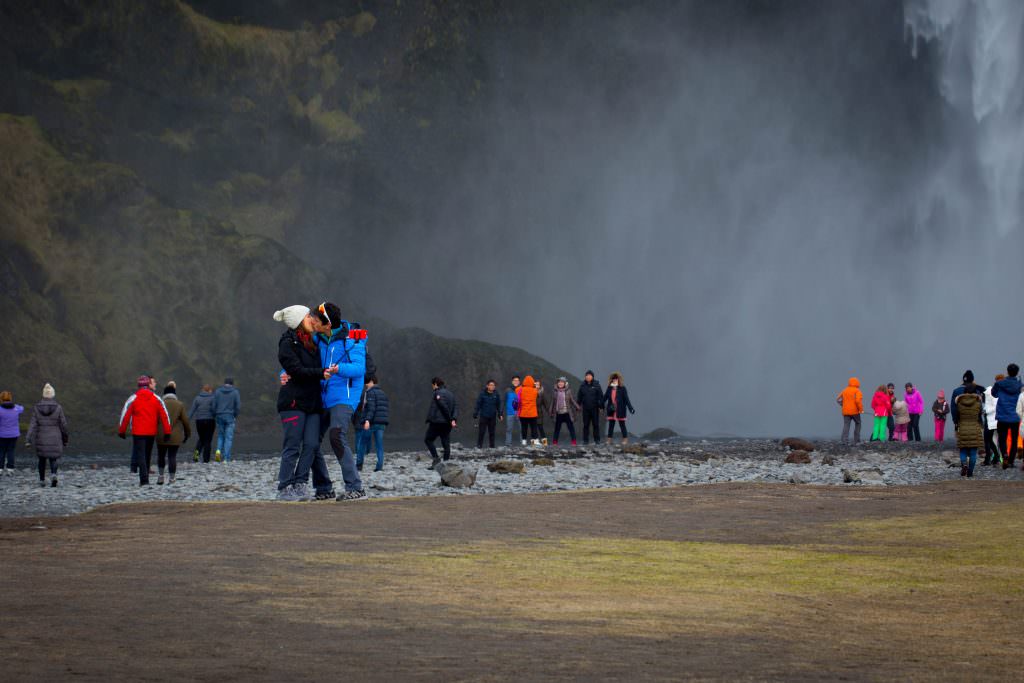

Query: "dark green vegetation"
<box><xmin>0</xmin><ymin>1</ymin><xmax>576</xmax><ymax>436</ymax></box>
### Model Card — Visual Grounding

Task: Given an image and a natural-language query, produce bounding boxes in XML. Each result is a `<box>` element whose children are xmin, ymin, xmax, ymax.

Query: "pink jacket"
<box><xmin>871</xmin><ymin>391</ymin><xmax>891</xmax><ymax>417</ymax></box>
<box><xmin>905</xmin><ymin>389</ymin><xmax>924</xmax><ymax>415</ymax></box>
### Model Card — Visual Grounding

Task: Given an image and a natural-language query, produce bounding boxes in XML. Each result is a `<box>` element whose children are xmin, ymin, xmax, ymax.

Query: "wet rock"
<box><xmin>531</xmin><ymin>457</ymin><xmax>555</xmax><ymax>467</ymax></box>
<box><xmin>437</xmin><ymin>462</ymin><xmax>477</xmax><ymax>488</ymax></box>
<box><xmin>781</xmin><ymin>437</ymin><xmax>816</xmax><ymax>452</ymax></box>
<box><xmin>487</xmin><ymin>460</ymin><xmax>526</xmax><ymax>474</ymax></box>
<box><xmin>784</xmin><ymin>450</ymin><xmax>812</xmax><ymax>464</ymax></box>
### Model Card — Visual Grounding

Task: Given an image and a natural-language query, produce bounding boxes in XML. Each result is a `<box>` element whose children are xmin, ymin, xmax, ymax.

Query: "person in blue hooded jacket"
<box><xmin>991</xmin><ymin>363</ymin><xmax>1023</xmax><ymax>469</ymax></box>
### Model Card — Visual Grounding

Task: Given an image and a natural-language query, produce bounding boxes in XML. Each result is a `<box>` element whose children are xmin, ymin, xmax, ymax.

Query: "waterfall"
<box><xmin>905</xmin><ymin>0</ymin><xmax>1024</xmax><ymax>235</ymax></box>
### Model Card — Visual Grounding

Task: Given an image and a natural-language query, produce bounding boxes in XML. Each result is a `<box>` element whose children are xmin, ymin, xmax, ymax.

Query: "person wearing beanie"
<box><xmin>983</xmin><ymin>376</ymin><xmax>1004</xmax><ymax>466</ymax></box>
<box><xmin>27</xmin><ymin>383</ymin><xmax>68</xmax><ymax>488</ymax></box>
<box><xmin>932</xmin><ymin>389</ymin><xmax>950</xmax><ymax>442</ymax></box>
<box><xmin>504</xmin><ymin>376</ymin><xmax>521</xmax><ymax>447</ymax></box>
<box><xmin>951</xmin><ymin>369</ymin><xmax>985</xmax><ymax>431</ymax></box>
<box><xmin>118</xmin><ymin>375</ymin><xmax>173</xmax><ymax>486</ymax></box>
<box><xmin>955</xmin><ymin>382</ymin><xmax>984</xmax><ymax>477</ymax></box>
<box><xmin>0</xmin><ymin>390</ymin><xmax>25</xmax><ymax>475</ymax></box>
<box><xmin>991</xmin><ymin>363</ymin><xmax>1023</xmax><ymax>469</ymax></box>
<box><xmin>156</xmin><ymin>383</ymin><xmax>192</xmax><ymax>485</ymax></box>
<box><xmin>211</xmin><ymin>376</ymin><xmax>241</xmax><ymax>462</ymax></box>
<box><xmin>576</xmin><ymin>370</ymin><xmax>604</xmax><ymax>445</ymax></box>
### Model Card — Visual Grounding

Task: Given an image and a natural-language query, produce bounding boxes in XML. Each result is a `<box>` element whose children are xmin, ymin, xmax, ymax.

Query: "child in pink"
<box><xmin>932</xmin><ymin>390</ymin><xmax>949</xmax><ymax>441</ymax></box>
<box><xmin>891</xmin><ymin>398</ymin><xmax>910</xmax><ymax>441</ymax></box>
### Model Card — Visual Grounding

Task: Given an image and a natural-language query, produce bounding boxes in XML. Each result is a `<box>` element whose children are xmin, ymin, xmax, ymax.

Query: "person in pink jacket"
<box><xmin>870</xmin><ymin>386</ymin><xmax>890</xmax><ymax>441</ymax></box>
<box><xmin>904</xmin><ymin>383</ymin><xmax>925</xmax><ymax>442</ymax></box>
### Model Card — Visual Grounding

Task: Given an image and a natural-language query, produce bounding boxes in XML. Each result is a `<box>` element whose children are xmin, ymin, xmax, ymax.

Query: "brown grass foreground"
<box><xmin>1</xmin><ymin>482</ymin><xmax>1022</xmax><ymax>681</ymax></box>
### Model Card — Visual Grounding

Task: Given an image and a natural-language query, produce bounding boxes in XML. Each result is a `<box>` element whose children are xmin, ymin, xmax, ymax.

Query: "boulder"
<box><xmin>436</xmin><ymin>462</ymin><xmax>477</xmax><ymax>488</ymax></box>
<box><xmin>784</xmin><ymin>450</ymin><xmax>812</xmax><ymax>464</ymax></box>
<box><xmin>642</xmin><ymin>427</ymin><xmax>680</xmax><ymax>441</ymax></box>
<box><xmin>781</xmin><ymin>437</ymin><xmax>816</xmax><ymax>452</ymax></box>
<box><xmin>819</xmin><ymin>454</ymin><xmax>836</xmax><ymax>466</ymax></box>
<box><xmin>487</xmin><ymin>460</ymin><xmax>526</xmax><ymax>474</ymax></box>
<box><xmin>531</xmin><ymin>457</ymin><xmax>556</xmax><ymax>467</ymax></box>
<box><xmin>843</xmin><ymin>468</ymin><xmax>885</xmax><ymax>485</ymax></box>
<box><xmin>621</xmin><ymin>444</ymin><xmax>648</xmax><ymax>455</ymax></box>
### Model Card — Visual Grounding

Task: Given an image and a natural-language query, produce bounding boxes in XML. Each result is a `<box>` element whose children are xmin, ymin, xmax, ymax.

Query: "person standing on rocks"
<box><xmin>904</xmin><ymin>383</ymin><xmax>924</xmax><ymax>442</ymax></box>
<box><xmin>603</xmin><ymin>372</ymin><xmax>635</xmax><ymax>445</ymax></box>
<box><xmin>577</xmin><ymin>371</ymin><xmax>604</xmax><ymax>445</ymax></box>
<box><xmin>535</xmin><ymin>377</ymin><xmax>549</xmax><ymax>443</ymax></box>
<box><xmin>955</xmin><ymin>384</ymin><xmax>984</xmax><ymax>477</ymax></box>
<box><xmin>982</xmin><ymin>376</ymin><xmax>1002</xmax><ymax>466</ymax></box>
<box><xmin>891</xmin><ymin>396</ymin><xmax>910</xmax><ymax>441</ymax></box>
<box><xmin>932</xmin><ymin>390</ymin><xmax>949</xmax><ymax>442</ymax></box>
<box><xmin>473</xmin><ymin>379</ymin><xmax>503</xmax><ymax>449</ymax></box>
<box><xmin>358</xmin><ymin>375</ymin><xmax>389</xmax><ymax>471</ymax></box>
<box><xmin>212</xmin><ymin>378</ymin><xmax>240</xmax><ymax>462</ymax></box>
<box><xmin>836</xmin><ymin>377</ymin><xmax>863</xmax><ymax>444</ymax></box>
<box><xmin>27</xmin><ymin>383</ymin><xmax>68</xmax><ymax>488</ymax></box>
<box><xmin>156</xmin><ymin>383</ymin><xmax>191</xmax><ymax>485</ymax></box>
<box><xmin>990</xmin><ymin>364</ymin><xmax>1023</xmax><ymax>469</ymax></box>
<box><xmin>886</xmin><ymin>383</ymin><xmax>897</xmax><ymax>441</ymax></box>
<box><xmin>870</xmin><ymin>385</ymin><xmax>890</xmax><ymax>442</ymax></box>
<box><xmin>516</xmin><ymin>376</ymin><xmax>541</xmax><ymax>445</ymax></box>
<box><xmin>549</xmin><ymin>377</ymin><xmax>580</xmax><ymax>446</ymax></box>
<box><xmin>425</xmin><ymin>377</ymin><xmax>457</xmax><ymax>468</ymax></box>
<box><xmin>504</xmin><ymin>376</ymin><xmax>521</xmax><ymax>447</ymax></box>
<box><xmin>188</xmin><ymin>384</ymin><xmax>216</xmax><ymax>463</ymax></box>
<box><xmin>0</xmin><ymin>390</ymin><xmax>24</xmax><ymax>475</ymax></box>
<box><xmin>951</xmin><ymin>370</ymin><xmax>986</xmax><ymax>427</ymax></box>
<box><xmin>118</xmin><ymin>376</ymin><xmax>172</xmax><ymax>486</ymax></box>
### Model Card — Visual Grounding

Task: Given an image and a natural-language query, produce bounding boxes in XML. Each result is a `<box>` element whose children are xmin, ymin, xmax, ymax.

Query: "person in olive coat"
<box><xmin>157</xmin><ymin>383</ymin><xmax>192</xmax><ymax>484</ymax></box>
<box><xmin>955</xmin><ymin>385</ymin><xmax>984</xmax><ymax>478</ymax></box>
<box><xmin>27</xmin><ymin>383</ymin><xmax>68</xmax><ymax>487</ymax></box>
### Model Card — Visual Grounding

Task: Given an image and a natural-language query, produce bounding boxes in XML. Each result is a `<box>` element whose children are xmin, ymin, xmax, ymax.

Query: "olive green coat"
<box><xmin>955</xmin><ymin>393</ymin><xmax>984</xmax><ymax>449</ymax></box>
<box><xmin>157</xmin><ymin>394</ymin><xmax>192</xmax><ymax>446</ymax></box>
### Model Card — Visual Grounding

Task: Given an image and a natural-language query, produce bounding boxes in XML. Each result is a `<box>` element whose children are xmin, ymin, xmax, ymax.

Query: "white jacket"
<box><xmin>985</xmin><ymin>386</ymin><xmax>999</xmax><ymax>430</ymax></box>
<box><xmin>1016</xmin><ymin>392</ymin><xmax>1024</xmax><ymax>424</ymax></box>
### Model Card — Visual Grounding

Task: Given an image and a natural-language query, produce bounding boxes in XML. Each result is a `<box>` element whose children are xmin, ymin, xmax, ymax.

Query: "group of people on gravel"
<box><xmin>836</xmin><ymin>365</ymin><xmax>1024</xmax><ymax>477</ymax></box>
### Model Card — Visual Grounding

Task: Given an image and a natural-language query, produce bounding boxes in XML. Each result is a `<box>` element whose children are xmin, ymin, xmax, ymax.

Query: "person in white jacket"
<box><xmin>984</xmin><ymin>376</ymin><xmax>1002</xmax><ymax>466</ymax></box>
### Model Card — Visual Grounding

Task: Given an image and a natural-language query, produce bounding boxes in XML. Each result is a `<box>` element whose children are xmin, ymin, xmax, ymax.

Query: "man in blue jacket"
<box><xmin>991</xmin><ymin>363</ymin><xmax>1023</xmax><ymax>469</ymax></box>
<box><xmin>212</xmin><ymin>378</ymin><xmax>240</xmax><ymax>462</ymax></box>
<box><xmin>504</xmin><ymin>376</ymin><xmax>521</xmax><ymax>447</ymax></box>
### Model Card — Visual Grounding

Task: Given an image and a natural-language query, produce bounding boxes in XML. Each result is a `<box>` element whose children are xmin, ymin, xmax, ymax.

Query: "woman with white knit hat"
<box><xmin>27</xmin><ymin>383</ymin><xmax>69</xmax><ymax>487</ymax></box>
<box><xmin>273</xmin><ymin>305</ymin><xmax>336</xmax><ymax>501</ymax></box>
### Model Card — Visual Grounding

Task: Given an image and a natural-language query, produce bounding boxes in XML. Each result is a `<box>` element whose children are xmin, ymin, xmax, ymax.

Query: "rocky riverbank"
<box><xmin>2</xmin><ymin>438</ymin><xmax>1020</xmax><ymax>517</ymax></box>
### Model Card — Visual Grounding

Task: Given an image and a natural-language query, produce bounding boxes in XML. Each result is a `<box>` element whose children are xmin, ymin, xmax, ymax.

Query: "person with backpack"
<box><xmin>358</xmin><ymin>375</ymin><xmax>390</xmax><ymax>471</ymax></box>
<box><xmin>473</xmin><ymin>379</ymin><xmax>504</xmax><ymax>449</ymax></box>
<box><xmin>548</xmin><ymin>377</ymin><xmax>580</xmax><ymax>445</ymax></box>
<box><xmin>835</xmin><ymin>377</ymin><xmax>863</xmax><ymax>444</ymax></box>
<box><xmin>603</xmin><ymin>372</ymin><xmax>635</xmax><ymax>444</ymax></box>
<box><xmin>576</xmin><ymin>371</ymin><xmax>604</xmax><ymax>445</ymax></box>
<box><xmin>212</xmin><ymin>378</ymin><xmax>240</xmax><ymax>462</ymax></box>
<box><xmin>991</xmin><ymin>363</ymin><xmax>1024</xmax><ymax>469</ymax></box>
<box><xmin>504</xmin><ymin>376</ymin><xmax>521</xmax><ymax>447</ymax></box>
<box><xmin>188</xmin><ymin>384</ymin><xmax>216</xmax><ymax>463</ymax></box>
<box><xmin>27</xmin><ymin>383</ymin><xmax>68</xmax><ymax>488</ymax></box>
<box><xmin>425</xmin><ymin>377</ymin><xmax>458</xmax><ymax>469</ymax></box>
<box><xmin>0</xmin><ymin>390</ymin><xmax>24</xmax><ymax>475</ymax></box>
<box><xmin>118</xmin><ymin>375</ymin><xmax>173</xmax><ymax>486</ymax></box>
<box><xmin>156</xmin><ymin>382</ymin><xmax>192</xmax><ymax>485</ymax></box>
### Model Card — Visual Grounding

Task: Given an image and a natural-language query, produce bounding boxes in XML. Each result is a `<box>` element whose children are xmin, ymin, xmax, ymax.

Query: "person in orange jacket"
<box><xmin>836</xmin><ymin>377</ymin><xmax>863</xmax><ymax>444</ymax></box>
<box><xmin>516</xmin><ymin>375</ymin><xmax>541</xmax><ymax>445</ymax></box>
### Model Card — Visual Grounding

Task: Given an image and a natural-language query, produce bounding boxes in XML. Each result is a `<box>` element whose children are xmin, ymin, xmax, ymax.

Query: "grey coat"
<box><xmin>27</xmin><ymin>399</ymin><xmax>68</xmax><ymax>459</ymax></box>
<box><xmin>189</xmin><ymin>391</ymin><xmax>215</xmax><ymax>421</ymax></box>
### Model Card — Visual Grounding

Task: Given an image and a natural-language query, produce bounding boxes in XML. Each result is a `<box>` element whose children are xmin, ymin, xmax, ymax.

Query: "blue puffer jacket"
<box><xmin>991</xmin><ymin>376</ymin><xmax>1023</xmax><ymax>423</ymax></box>
<box><xmin>319</xmin><ymin>325</ymin><xmax>367</xmax><ymax>410</ymax></box>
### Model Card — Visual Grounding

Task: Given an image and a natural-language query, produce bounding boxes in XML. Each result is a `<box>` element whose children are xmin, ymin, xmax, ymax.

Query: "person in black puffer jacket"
<box><xmin>576</xmin><ymin>370</ymin><xmax>604</xmax><ymax>445</ymax></box>
<box><xmin>356</xmin><ymin>375</ymin><xmax>390</xmax><ymax>471</ymax></box>
<box><xmin>273</xmin><ymin>305</ymin><xmax>334</xmax><ymax>500</ymax></box>
<box><xmin>473</xmin><ymin>379</ymin><xmax>504</xmax><ymax>449</ymax></box>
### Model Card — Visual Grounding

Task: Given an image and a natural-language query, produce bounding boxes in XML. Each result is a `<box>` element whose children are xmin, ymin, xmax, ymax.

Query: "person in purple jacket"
<box><xmin>0</xmin><ymin>390</ymin><xmax>25</xmax><ymax>474</ymax></box>
<box><xmin>904</xmin><ymin>383</ymin><xmax>924</xmax><ymax>442</ymax></box>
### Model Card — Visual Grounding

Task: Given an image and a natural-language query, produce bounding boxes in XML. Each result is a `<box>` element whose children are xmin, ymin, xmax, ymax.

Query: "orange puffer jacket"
<box><xmin>837</xmin><ymin>378</ymin><xmax>863</xmax><ymax>416</ymax></box>
<box><xmin>517</xmin><ymin>376</ymin><xmax>539</xmax><ymax>418</ymax></box>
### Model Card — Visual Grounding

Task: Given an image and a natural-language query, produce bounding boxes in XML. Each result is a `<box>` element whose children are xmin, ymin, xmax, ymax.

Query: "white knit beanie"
<box><xmin>42</xmin><ymin>383</ymin><xmax>55</xmax><ymax>399</ymax></box>
<box><xmin>273</xmin><ymin>305</ymin><xmax>310</xmax><ymax>330</ymax></box>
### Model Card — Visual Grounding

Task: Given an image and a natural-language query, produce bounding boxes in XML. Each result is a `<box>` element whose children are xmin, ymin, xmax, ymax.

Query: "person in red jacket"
<box><xmin>118</xmin><ymin>375</ymin><xmax>172</xmax><ymax>486</ymax></box>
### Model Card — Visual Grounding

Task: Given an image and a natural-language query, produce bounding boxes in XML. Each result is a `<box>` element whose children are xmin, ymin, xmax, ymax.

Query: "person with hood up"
<box><xmin>891</xmin><ymin>397</ymin><xmax>910</xmax><ymax>441</ymax></box>
<box><xmin>870</xmin><ymin>385</ymin><xmax>890</xmax><ymax>442</ymax></box>
<box><xmin>982</xmin><ymin>376</ymin><xmax>1002</xmax><ymax>466</ymax></box>
<box><xmin>504</xmin><ymin>376</ymin><xmax>521</xmax><ymax>447</ymax></box>
<box><xmin>425</xmin><ymin>377</ymin><xmax>458</xmax><ymax>469</ymax></box>
<box><xmin>27</xmin><ymin>383</ymin><xmax>68</xmax><ymax>487</ymax></box>
<box><xmin>473</xmin><ymin>379</ymin><xmax>503</xmax><ymax>449</ymax></box>
<box><xmin>836</xmin><ymin>377</ymin><xmax>863</xmax><ymax>444</ymax></box>
<box><xmin>603</xmin><ymin>372</ymin><xmax>635</xmax><ymax>444</ymax></box>
<box><xmin>516</xmin><ymin>375</ymin><xmax>541</xmax><ymax>445</ymax></box>
<box><xmin>932</xmin><ymin>390</ymin><xmax>950</xmax><ymax>442</ymax></box>
<box><xmin>212</xmin><ymin>378</ymin><xmax>240</xmax><ymax>462</ymax></box>
<box><xmin>990</xmin><ymin>363</ymin><xmax>1023</xmax><ymax>469</ymax></box>
<box><xmin>0</xmin><ymin>390</ymin><xmax>24</xmax><ymax>475</ymax></box>
<box><xmin>156</xmin><ymin>382</ymin><xmax>192</xmax><ymax>485</ymax></box>
<box><xmin>576</xmin><ymin>371</ymin><xmax>604</xmax><ymax>445</ymax></box>
<box><xmin>189</xmin><ymin>384</ymin><xmax>216</xmax><ymax>463</ymax></box>
<box><xmin>904</xmin><ymin>383</ymin><xmax>924</xmax><ymax>442</ymax></box>
<box><xmin>119</xmin><ymin>375</ymin><xmax>172</xmax><ymax>486</ymax></box>
<box><xmin>548</xmin><ymin>377</ymin><xmax>580</xmax><ymax>445</ymax></box>
<box><xmin>955</xmin><ymin>383</ymin><xmax>984</xmax><ymax>477</ymax></box>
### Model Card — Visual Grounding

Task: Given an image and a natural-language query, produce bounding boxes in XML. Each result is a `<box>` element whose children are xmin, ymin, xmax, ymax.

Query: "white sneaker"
<box><xmin>521</xmin><ymin>440</ymin><xmax>527</xmax><ymax>446</ymax></box>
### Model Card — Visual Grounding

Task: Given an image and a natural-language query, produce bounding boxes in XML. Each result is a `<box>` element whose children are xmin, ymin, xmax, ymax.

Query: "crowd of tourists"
<box><xmin>836</xmin><ymin>365</ymin><xmax>1024</xmax><ymax>476</ymax></box>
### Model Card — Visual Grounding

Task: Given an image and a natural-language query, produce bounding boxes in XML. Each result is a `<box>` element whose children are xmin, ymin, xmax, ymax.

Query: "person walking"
<box><xmin>932</xmin><ymin>390</ymin><xmax>949</xmax><ymax>442</ymax></box>
<box><xmin>904</xmin><ymin>383</ymin><xmax>924</xmax><ymax>442</ymax></box>
<box><xmin>892</xmin><ymin>397</ymin><xmax>910</xmax><ymax>441</ymax></box>
<box><xmin>577</xmin><ymin>371</ymin><xmax>604</xmax><ymax>445</ymax></box>
<box><xmin>870</xmin><ymin>385</ymin><xmax>890</xmax><ymax>441</ymax></box>
<box><xmin>603</xmin><ymin>372</ymin><xmax>635</xmax><ymax>444</ymax></box>
<box><xmin>951</xmin><ymin>370</ymin><xmax>986</xmax><ymax>426</ymax></box>
<box><xmin>504</xmin><ymin>376</ymin><xmax>521</xmax><ymax>447</ymax></box>
<box><xmin>156</xmin><ymin>383</ymin><xmax>192</xmax><ymax>485</ymax></box>
<box><xmin>27</xmin><ymin>384</ymin><xmax>68</xmax><ymax>488</ymax></box>
<box><xmin>992</xmin><ymin>364</ymin><xmax>1024</xmax><ymax>469</ymax></box>
<box><xmin>955</xmin><ymin>384</ymin><xmax>984</xmax><ymax>477</ymax></box>
<box><xmin>188</xmin><ymin>384</ymin><xmax>216</xmax><ymax>463</ymax></box>
<box><xmin>836</xmin><ymin>377</ymin><xmax>863</xmax><ymax>444</ymax></box>
<box><xmin>516</xmin><ymin>376</ymin><xmax>541</xmax><ymax>445</ymax></box>
<box><xmin>212</xmin><ymin>378</ymin><xmax>240</xmax><ymax>462</ymax></box>
<box><xmin>0</xmin><ymin>390</ymin><xmax>24</xmax><ymax>475</ymax></box>
<box><xmin>357</xmin><ymin>375</ymin><xmax>389</xmax><ymax>471</ymax></box>
<box><xmin>548</xmin><ymin>377</ymin><xmax>580</xmax><ymax>445</ymax></box>
<box><xmin>425</xmin><ymin>377</ymin><xmax>457</xmax><ymax>469</ymax></box>
<box><xmin>473</xmin><ymin>379</ymin><xmax>503</xmax><ymax>449</ymax></box>
<box><xmin>982</xmin><ymin>376</ymin><xmax>1002</xmax><ymax>466</ymax></box>
<box><xmin>118</xmin><ymin>376</ymin><xmax>172</xmax><ymax>486</ymax></box>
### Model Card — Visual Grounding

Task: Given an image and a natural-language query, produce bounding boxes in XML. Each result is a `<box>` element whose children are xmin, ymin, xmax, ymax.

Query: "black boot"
<box><xmin>428</xmin><ymin>457</ymin><xmax>440</xmax><ymax>470</ymax></box>
<box><xmin>960</xmin><ymin>464</ymin><xmax>968</xmax><ymax>477</ymax></box>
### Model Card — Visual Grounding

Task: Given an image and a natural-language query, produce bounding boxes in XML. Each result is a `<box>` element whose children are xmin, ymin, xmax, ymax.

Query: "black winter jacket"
<box><xmin>426</xmin><ymin>387</ymin><xmax>458</xmax><ymax>424</ymax></box>
<box><xmin>363</xmin><ymin>386</ymin><xmax>390</xmax><ymax>425</ymax></box>
<box><xmin>474</xmin><ymin>390</ymin><xmax>503</xmax><ymax>420</ymax></box>
<box><xmin>277</xmin><ymin>329</ymin><xmax>323</xmax><ymax>414</ymax></box>
<box><xmin>604</xmin><ymin>385</ymin><xmax>635</xmax><ymax>419</ymax></box>
<box><xmin>577</xmin><ymin>380</ymin><xmax>604</xmax><ymax>411</ymax></box>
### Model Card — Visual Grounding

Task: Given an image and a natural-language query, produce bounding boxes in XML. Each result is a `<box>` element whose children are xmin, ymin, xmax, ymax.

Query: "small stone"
<box><xmin>781</xmin><ymin>437</ymin><xmax>816</xmax><ymax>452</ymax></box>
<box><xmin>487</xmin><ymin>460</ymin><xmax>526</xmax><ymax>474</ymax></box>
<box><xmin>371</xmin><ymin>479</ymin><xmax>396</xmax><ymax>491</ymax></box>
<box><xmin>531</xmin><ymin>457</ymin><xmax>555</xmax><ymax>467</ymax></box>
<box><xmin>820</xmin><ymin>455</ymin><xmax>836</xmax><ymax>466</ymax></box>
<box><xmin>785</xmin><ymin>450</ymin><xmax>812</xmax><ymax>464</ymax></box>
<box><xmin>788</xmin><ymin>473</ymin><xmax>807</xmax><ymax>484</ymax></box>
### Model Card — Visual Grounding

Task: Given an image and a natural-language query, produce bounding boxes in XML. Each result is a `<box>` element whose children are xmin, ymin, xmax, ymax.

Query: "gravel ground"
<box><xmin>2</xmin><ymin>437</ymin><xmax>1020</xmax><ymax>517</ymax></box>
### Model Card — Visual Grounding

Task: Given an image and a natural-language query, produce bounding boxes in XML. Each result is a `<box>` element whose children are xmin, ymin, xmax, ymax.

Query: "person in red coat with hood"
<box><xmin>118</xmin><ymin>375</ymin><xmax>172</xmax><ymax>486</ymax></box>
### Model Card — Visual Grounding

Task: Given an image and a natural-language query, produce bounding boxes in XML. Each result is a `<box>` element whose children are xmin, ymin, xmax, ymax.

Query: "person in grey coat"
<box><xmin>27</xmin><ymin>383</ymin><xmax>68</xmax><ymax>488</ymax></box>
<box><xmin>189</xmin><ymin>384</ymin><xmax>216</xmax><ymax>463</ymax></box>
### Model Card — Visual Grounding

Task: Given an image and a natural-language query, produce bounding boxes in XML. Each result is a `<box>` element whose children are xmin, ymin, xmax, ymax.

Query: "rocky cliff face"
<box><xmin>0</xmin><ymin>0</ymin><xmax>577</xmax><ymax>437</ymax></box>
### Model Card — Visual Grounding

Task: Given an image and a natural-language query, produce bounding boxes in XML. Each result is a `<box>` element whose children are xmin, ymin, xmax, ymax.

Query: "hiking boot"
<box><xmin>214</xmin><ymin>450</ymin><xmax>222</xmax><ymax>462</ymax></box>
<box><xmin>168</xmin><ymin>473</ymin><xmax>175</xmax><ymax>484</ymax></box>
<box><xmin>157</xmin><ymin>474</ymin><xmax>164</xmax><ymax>485</ymax></box>
<box><xmin>336</xmin><ymin>489</ymin><xmax>367</xmax><ymax>502</ymax></box>
<box><xmin>983</xmin><ymin>455</ymin><xmax>992</xmax><ymax>466</ymax></box>
<box><xmin>961</xmin><ymin>465</ymin><xmax>968</xmax><ymax>477</ymax></box>
<box><xmin>51</xmin><ymin>476</ymin><xmax>58</xmax><ymax>487</ymax></box>
<box><xmin>193</xmin><ymin>450</ymin><xmax>200</xmax><ymax>463</ymax></box>
<box><xmin>427</xmin><ymin>457</ymin><xmax>440</xmax><ymax>470</ymax></box>
<box><xmin>39</xmin><ymin>479</ymin><xmax>46</xmax><ymax>488</ymax></box>
<box><xmin>314</xmin><ymin>490</ymin><xmax>335</xmax><ymax>501</ymax></box>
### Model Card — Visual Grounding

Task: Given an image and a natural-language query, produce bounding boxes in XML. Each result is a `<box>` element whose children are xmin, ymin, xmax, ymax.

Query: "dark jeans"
<box><xmin>195</xmin><ymin>419</ymin><xmax>215</xmax><ymax>462</ymax></box>
<box><xmin>477</xmin><ymin>416</ymin><xmax>496</xmax><ymax>448</ymax></box>
<box><xmin>887</xmin><ymin>415</ymin><xmax>895</xmax><ymax>440</ymax></box>
<box><xmin>0</xmin><ymin>436</ymin><xmax>17</xmax><ymax>468</ymax></box>
<box><xmin>157</xmin><ymin>444</ymin><xmax>179</xmax><ymax>474</ymax></box>
<box><xmin>607</xmin><ymin>420</ymin><xmax>628</xmax><ymax>438</ymax></box>
<box><xmin>131</xmin><ymin>435</ymin><xmax>154</xmax><ymax>485</ymax></box>
<box><xmin>37</xmin><ymin>457</ymin><xmax>58</xmax><ymax>479</ymax></box>
<box><xmin>984</xmin><ymin>427</ymin><xmax>1000</xmax><ymax>463</ymax></box>
<box><xmin>277</xmin><ymin>411</ymin><xmax>321</xmax><ymax>491</ymax></box>
<box><xmin>327</xmin><ymin>405</ymin><xmax>362</xmax><ymax>493</ymax></box>
<box><xmin>537</xmin><ymin>418</ymin><xmax>547</xmax><ymax>440</ymax></box>
<box><xmin>997</xmin><ymin>421</ymin><xmax>1020</xmax><ymax>465</ymax></box>
<box><xmin>425</xmin><ymin>422</ymin><xmax>452</xmax><ymax>460</ymax></box>
<box><xmin>841</xmin><ymin>414</ymin><xmax>861</xmax><ymax>443</ymax></box>
<box><xmin>519</xmin><ymin>417</ymin><xmax>539</xmax><ymax>440</ymax></box>
<box><xmin>553</xmin><ymin>414</ymin><xmax>576</xmax><ymax>443</ymax></box>
<box><xmin>908</xmin><ymin>413</ymin><xmax>922</xmax><ymax>441</ymax></box>
<box><xmin>581</xmin><ymin>408</ymin><xmax>602</xmax><ymax>444</ymax></box>
<box><xmin>311</xmin><ymin>410</ymin><xmax>333</xmax><ymax>494</ymax></box>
